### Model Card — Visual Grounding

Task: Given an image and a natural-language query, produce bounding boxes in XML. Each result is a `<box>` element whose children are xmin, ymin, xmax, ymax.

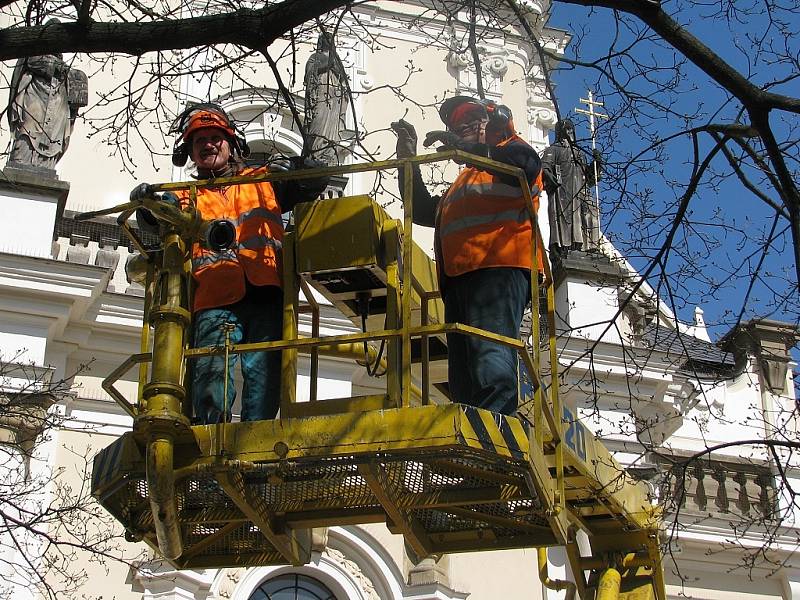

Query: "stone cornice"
<box><xmin>0</xmin><ymin>252</ymin><xmax>111</xmax><ymax>299</ymax></box>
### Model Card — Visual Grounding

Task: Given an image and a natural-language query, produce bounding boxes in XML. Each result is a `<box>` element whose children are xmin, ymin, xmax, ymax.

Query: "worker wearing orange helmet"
<box><xmin>391</xmin><ymin>96</ymin><xmax>543</xmax><ymax>416</ymax></box>
<box><xmin>133</xmin><ymin>103</ymin><xmax>327</xmax><ymax>424</ymax></box>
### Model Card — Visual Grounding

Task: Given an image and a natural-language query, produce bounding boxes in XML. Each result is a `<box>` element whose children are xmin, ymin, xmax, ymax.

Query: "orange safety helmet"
<box><xmin>180</xmin><ymin>109</ymin><xmax>236</xmax><ymax>141</ymax></box>
<box><xmin>170</xmin><ymin>103</ymin><xmax>249</xmax><ymax>167</ymax></box>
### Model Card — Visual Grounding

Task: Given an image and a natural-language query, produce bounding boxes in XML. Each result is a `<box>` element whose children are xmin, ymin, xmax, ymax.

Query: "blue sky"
<box><xmin>544</xmin><ymin>0</ymin><xmax>799</xmax><ymax>353</ymax></box>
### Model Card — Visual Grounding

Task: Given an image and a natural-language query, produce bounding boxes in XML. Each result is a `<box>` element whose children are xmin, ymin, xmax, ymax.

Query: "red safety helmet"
<box><xmin>439</xmin><ymin>95</ymin><xmax>515</xmax><ymax>139</ymax></box>
<box><xmin>439</xmin><ymin>96</ymin><xmax>488</xmax><ymax>128</ymax></box>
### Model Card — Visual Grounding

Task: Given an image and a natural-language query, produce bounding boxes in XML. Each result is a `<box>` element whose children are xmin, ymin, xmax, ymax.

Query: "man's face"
<box><xmin>190</xmin><ymin>126</ymin><xmax>231</xmax><ymax>172</ymax></box>
<box><xmin>453</xmin><ymin>117</ymin><xmax>488</xmax><ymax>144</ymax></box>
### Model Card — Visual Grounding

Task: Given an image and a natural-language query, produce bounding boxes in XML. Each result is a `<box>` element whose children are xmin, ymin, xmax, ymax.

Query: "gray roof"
<box><xmin>641</xmin><ymin>324</ymin><xmax>737</xmax><ymax>375</ymax></box>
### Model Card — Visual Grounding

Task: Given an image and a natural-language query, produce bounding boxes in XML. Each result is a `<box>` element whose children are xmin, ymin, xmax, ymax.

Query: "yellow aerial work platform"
<box><xmin>83</xmin><ymin>153</ymin><xmax>665</xmax><ymax>600</ymax></box>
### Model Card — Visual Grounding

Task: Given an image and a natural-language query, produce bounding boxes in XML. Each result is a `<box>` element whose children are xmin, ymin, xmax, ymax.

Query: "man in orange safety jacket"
<box><xmin>391</xmin><ymin>96</ymin><xmax>543</xmax><ymax>416</ymax></box>
<box><xmin>132</xmin><ymin>103</ymin><xmax>327</xmax><ymax>424</ymax></box>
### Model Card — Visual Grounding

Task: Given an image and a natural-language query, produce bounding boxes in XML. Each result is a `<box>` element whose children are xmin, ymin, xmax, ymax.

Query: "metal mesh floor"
<box><xmin>98</xmin><ymin>442</ymin><xmax>556</xmax><ymax>568</ymax></box>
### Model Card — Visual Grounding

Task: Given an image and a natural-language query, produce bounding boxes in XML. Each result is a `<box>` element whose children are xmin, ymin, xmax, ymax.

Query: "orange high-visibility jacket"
<box><xmin>436</xmin><ymin>136</ymin><xmax>543</xmax><ymax>278</ymax></box>
<box><xmin>178</xmin><ymin>167</ymin><xmax>284</xmax><ymax>312</ymax></box>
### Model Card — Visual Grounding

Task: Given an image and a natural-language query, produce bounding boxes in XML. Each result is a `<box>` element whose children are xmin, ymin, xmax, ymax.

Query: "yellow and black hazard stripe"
<box><xmin>457</xmin><ymin>406</ymin><xmax>528</xmax><ymax>460</ymax></box>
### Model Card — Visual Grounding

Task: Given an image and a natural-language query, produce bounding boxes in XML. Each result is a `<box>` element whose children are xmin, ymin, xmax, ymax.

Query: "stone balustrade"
<box><xmin>658</xmin><ymin>460</ymin><xmax>778</xmax><ymax>522</ymax></box>
<box><xmin>52</xmin><ymin>232</ymin><xmax>144</xmax><ymax>296</ymax></box>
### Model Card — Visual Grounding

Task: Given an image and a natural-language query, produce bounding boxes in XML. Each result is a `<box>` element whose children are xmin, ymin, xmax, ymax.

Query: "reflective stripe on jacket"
<box><xmin>436</xmin><ymin>137</ymin><xmax>543</xmax><ymax>278</ymax></box>
<box><xmin>178</xmin><ymin>167</ymin><xmax>284</xmax><ymax>312</ymax></box>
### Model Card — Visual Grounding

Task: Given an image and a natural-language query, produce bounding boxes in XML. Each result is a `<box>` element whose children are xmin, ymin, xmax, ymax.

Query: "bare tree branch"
<box><xmin>0</xmin><ymin>0</ymin><xmax>352</xmax><ymax>60</ymax></box>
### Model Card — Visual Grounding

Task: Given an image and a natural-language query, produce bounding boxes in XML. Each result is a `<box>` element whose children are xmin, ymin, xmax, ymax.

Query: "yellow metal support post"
<box><xmin>597</xmin><ymin>567</ymin><xmax>622</xmax><ymax>600</ymax></box>
<box><xmin>299</xmin><ymin>278</ymin><xmax>320</xmax><ymax>403</ymax></box>
<box><xmin>546</xmin><ymin>283</ymin><xmax>566</xmax><ymax>514</ymax></box>
<box><xmin>138</xmin><ymin>230</ymin><xmax>192</xmax><ymax>560</ymax></box>
<box><xmin>280</xmin><ymin>231</ymin><xmax>299</xmax><ymax>413</ymax></box>
<box><xmin>420</xmin><ymin>289</ymin><xmax>431</xmax><ymax>405</ymax></box>
<box><xmin>146</xmin><ymin>435</ymin><xmax>181</xmax><ymax>558</ymax></box>
<box><xmin>216</xmin><ymin>322</ymin><xmax>236</xmax><ymax>458</ymax></box>
<box><xmin>383</xmin><ymin>220</ymin><xmax>402</xmax><ymax>408</ymax></box>
<box><xmin>401</xmin><ymin>160</ymin><xmax>414</xmax><ymax>407</ymax></box>
<box><xmin>137</xmin><ymin>260</ymin><xmax>155</xmax><ymax>410</ymax></box>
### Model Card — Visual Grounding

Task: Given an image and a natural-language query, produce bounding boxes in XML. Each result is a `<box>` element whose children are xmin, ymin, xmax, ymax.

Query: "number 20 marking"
<box><xmin>562</xmin><ymin>406</ymin><xmax>587</xmax><ymax>461</ymax></box>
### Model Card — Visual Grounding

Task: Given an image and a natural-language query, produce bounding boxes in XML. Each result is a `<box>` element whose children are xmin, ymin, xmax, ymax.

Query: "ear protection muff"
<box><xmin>172</xmin><ymin>143</ymin><xmax>189</xmax><ymax>167</ymax></box>
<box><xmin>236</xmin><ymin>136</ymin><xmax>250</xmax><ymax>159</ymax></box>
<box><xmin>481</xmin><ymin>100</ymin><xmax>513</xmax><ymax>127</ymax></box>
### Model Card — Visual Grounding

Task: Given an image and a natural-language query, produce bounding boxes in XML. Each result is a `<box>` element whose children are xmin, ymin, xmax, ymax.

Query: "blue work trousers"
<box><xmin>192</xmin><ymin>285</ymin><xmax>283</xmax><ymax>423</ymax></box>
<box><xmin>443</xmin><ymin>267</ymin><xmax>530</xmax><ymax>415</ymax></box>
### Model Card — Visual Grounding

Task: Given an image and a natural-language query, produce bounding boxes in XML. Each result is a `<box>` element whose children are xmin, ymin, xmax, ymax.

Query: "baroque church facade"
<box><xmin>0</xmin><ymin>1</ymin><xmax>798</xmax><ymax>599</ymax></box>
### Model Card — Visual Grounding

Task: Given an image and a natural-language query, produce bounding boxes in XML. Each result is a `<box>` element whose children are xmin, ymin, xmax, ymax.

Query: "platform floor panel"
<box><xmin>93</xmin><ymin>405</ymin><xmax>565</xmax><ymax>568</ymax></box>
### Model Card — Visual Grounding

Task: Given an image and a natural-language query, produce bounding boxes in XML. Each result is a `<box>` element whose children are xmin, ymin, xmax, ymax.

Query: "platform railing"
<box><xmin>77</xmin><ymin>151</ymin><xmax>565</xmax><ymax>559</ymax></box>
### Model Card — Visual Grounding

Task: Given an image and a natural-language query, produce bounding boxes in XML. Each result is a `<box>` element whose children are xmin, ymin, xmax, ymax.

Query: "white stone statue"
<box><xmin>303</xmin><ymin>32</ymin><xmax>350</xmax><ymax>165</ymax></box>
<box><xmin>7</xmin><ymin>48</ymin><xmax>88</xmax><ymax>172</ymax></box>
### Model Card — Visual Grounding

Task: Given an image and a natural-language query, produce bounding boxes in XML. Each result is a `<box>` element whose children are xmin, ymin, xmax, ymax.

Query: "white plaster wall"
<box><xmin>667</xmin><ymin>364</ymin><xmax>773</xmax><ymax>461</ymax></box>
<box><xmin>555</xmin><ymin>278</ymin><xmax>622</xmax><ymax>344</ymax></box>
<box><xmin>0</xmin><ymin>328</ymin><xmax>48</xmax><ymax>367</ymax></box>
<box><xmin>0</xmin><ymin>188</ymin><xmax>61</xmax><ymax>258</ymax></box>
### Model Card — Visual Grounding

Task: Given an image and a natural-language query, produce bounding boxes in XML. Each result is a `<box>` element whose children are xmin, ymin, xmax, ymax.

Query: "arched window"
<box><xmin>216</xmin><ymin>88</ymin><xmax>305</xmax><ymax>159</ymax></box>
<box><xmin>247</xmin><ymin>573</ymin><xmax>339</xmax><ymax>600</ymax></box>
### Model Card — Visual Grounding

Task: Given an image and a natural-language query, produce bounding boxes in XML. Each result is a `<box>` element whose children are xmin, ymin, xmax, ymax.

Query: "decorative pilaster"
<box><xmin>526</xmin><ymin>75</ymin><xmax>557</xmax><ymax>150</ymax></box>
<box><xmin>405</xmin><ymin>552</ymin><xmax>467</xmax><ymax>600</ymax></box>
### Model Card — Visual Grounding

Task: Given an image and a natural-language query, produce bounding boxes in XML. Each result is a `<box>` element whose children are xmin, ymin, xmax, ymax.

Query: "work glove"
<box><xmin>289</xmin><ymin>155</ymin><xmax>325</xmax><ymax>171</ymax></box>
<box><xmin>390</xmin><ymin>119</ymin><xmax>418</xmax><ymax>159</ymax></box>
<box><xmin>130</xmin><ymin>182</ymin><xmax>155</xmax><ymax>202</ymax></box>
<box><xmin>423</xmin><ymin>130</ymin><xmax>489</xmax><ymax>161</ymax></box>
<box><xmin>131</xmin><ymin>183</ymin><xmax>180</xmax><ymax>235</ymax></box>
<box><xmin>131</xmin><ymin>183</ymin><xmax>158</xmax><ymax>234</ymax></box>
<box><xmin>288</xmin><ymin>155</ymin><xmax>330</xmax><ymax>199</ymax></box>
<box><xmin>422</xmin><ymin>130</ymin><xmax>461</xmax><ymax>151</ymax></box>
